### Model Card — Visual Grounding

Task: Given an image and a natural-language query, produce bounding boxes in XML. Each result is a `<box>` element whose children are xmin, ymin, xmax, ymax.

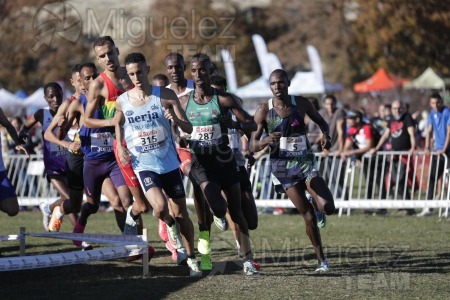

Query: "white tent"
<box><xmin>235</xmin><ymin>76</ymin><xmax>273</xmax><ymax>99</ymax></box>
<box><xmin>23</xmin><ymin>87</ymin><xmax>46</xmax><ymax>108</ymax></box>
<box><xmin>230</xmin><ymin>35</ymin><xmax>327</xmax><ymax>98</ymax></box>
<box><xmin>0</xmin><ymin>88</ymin><xmax>24</xmax><ymax>117</ymax></box>
<box><xmin>404</xmin><ymin>67</ymin><xmax>446</xmax><ymax>90</ymax></box>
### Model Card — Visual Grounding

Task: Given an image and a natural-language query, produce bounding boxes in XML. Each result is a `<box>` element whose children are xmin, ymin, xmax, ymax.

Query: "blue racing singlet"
<box><xmin>118</xmin><ymin>86</ymin><xmax>180</xmax><ymax>174</ymax></box>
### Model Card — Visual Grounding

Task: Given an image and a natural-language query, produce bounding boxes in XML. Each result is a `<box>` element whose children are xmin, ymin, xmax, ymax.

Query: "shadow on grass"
<box><xmin>255</xmin><ymin>247</ymin><xmax>450</xmax><ymax>277</ymax></box>
<box><xmin>0</xmin><ymin>260</ymin><xmax>204</xmax><ymax>299</ymax></box>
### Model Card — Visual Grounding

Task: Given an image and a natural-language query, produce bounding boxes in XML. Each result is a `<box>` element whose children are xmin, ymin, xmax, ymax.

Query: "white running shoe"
<box><xmin>187</xmin><ymin>258</ymin><xmax>202</xmax><ymax>277</ymax></box>
<box><xmin>243</xmin><ymin>260</ymin><xmax>260</xmax><ymax>276</ymax></box>
<box><xmin>417</xmin><ymin>208</ymin><xmax>433</xmax><ymax>217</ymax></box>
<box><xmin>213</xmin><ymin>215</ymin><xmax>229</xmax><ymax>231</ymax></box>
<box><xmin>166</xmin><ymin>222</ymin><xmax>183</xmax><ymax>249</ymax></box>
<box><xmin>39</xmin><ymin>202</ymin><xmax>51</xmax><ymax>231</ymax></box>
<box><xmin>123</xmin><ymin>206</ymin><xmax>138</xmax><ymax>235</ymax></box>
<box><xmin>315</xmin><ymin>260</ymin><xmax>330</xmax><ymax>273</ymax></box>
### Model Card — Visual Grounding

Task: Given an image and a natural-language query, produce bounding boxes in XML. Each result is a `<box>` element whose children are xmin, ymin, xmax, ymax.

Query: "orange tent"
<box><xmin>353</xmin><ymin>68</ymin><xmax>411</xmax><ymax>93</ymax></box>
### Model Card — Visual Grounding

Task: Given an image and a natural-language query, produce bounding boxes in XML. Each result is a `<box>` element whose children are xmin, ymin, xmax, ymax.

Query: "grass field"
<box><xmin>0</xmin><ymin>209</ymin><xmax>449</xmax><ymax>300</ymax></box>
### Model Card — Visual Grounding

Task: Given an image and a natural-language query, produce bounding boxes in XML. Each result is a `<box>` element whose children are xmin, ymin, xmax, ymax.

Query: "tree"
<box><xmin>0</xmin><ymin>0</ymin><xmax>92</xmax><ymax>94</ymax></box>
<box><xmin>134</xmin><ymin>0</ymin><xmax>261</xmax><ymax>85</ymax></box>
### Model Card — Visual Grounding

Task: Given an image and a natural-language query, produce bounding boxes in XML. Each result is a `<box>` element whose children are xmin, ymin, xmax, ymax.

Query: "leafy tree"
<box><xmin>135</xmin><ymin>0</ymin><xmax>260</xmax><ymax>85</ymax></box>
<box><xmin>0</xmin><ymin>0</ymin><xmax>92</xmax><ymax>94</ymax></box>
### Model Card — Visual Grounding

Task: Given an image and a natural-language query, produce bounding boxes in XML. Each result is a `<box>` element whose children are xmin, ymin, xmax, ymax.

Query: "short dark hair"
<box><xmin>152</xmin><ymin>74</ymin><xmax>169</xmax><ymax>86</ymax></box>
<box><xmin>124</xmin><ymin>52</ymin><xmax>146</xmax><ymax>65</ymax></box>
<box><xmin>191</xmin><ymin>53</ymin><xmax>211</xmax><ymax>68</ymax></box>
<box><xmin>430</xmin><ymin>92</ymin><xmax>442</xmax><ymax>100</ymax></box>
<box><xmin>346</xmin><ymin>109</ymin><xmax>362</xmax><ymax>119</ymax></box>
<box><xmin>269</xmin><ymin>69</ymin><xmax>289</xmax><ymax>82</ymax></box>
<box><xmin>210</xmin><ymin>75</ymin><xmax>227</xmax><ymax>89</ymax></box>
<box><xmin>80</xmin><ymin>62</ymin><xmax>99</xmax><ymax>79</ymax></box>
<box><xmin>44</xmin><ymin>82</ymin><xmax>63</xmax><ymax>95</ymax></box>
<box><xmin>324</xmin><ymin>94</ymin><xmax>337</xmax><ymax>104</ymax></box>
<box><xmin>71</xmin><ymin>64</ymin><xmax>82</xmax><ymax>74</ymax></box>
<box><xmin>164</xmin><ymin>52</ymin><xmax>185</xmax><ymax>65</ymax></box>
<box><xmin>93</xmin><ymin>36</ymin><xmax>115</xmax><ymax>48</ymax></box>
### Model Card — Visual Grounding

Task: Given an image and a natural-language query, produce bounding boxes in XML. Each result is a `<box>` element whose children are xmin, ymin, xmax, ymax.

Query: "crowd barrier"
<box><xmin>5</xmin><ymin>152</ymin><xmax>449</xmax><ymax>217</ymax></box>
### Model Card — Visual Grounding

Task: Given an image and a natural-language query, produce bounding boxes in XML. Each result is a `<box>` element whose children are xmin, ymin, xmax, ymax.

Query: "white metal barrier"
<box><xmin>5</xmin><ymin>152</ymin><xmax>449</xmax><ymax>216</ymax></box>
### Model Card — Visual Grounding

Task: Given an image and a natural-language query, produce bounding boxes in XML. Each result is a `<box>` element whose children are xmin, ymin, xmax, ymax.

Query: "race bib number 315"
<box><xmin>133</xmin><ymin>127</ymin><xmax>165</xmax><ymax>152</ymax></box>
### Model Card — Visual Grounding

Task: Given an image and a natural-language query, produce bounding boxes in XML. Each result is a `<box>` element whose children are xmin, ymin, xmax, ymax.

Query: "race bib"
<box><xmin>191</xmin><ymin>124</ymin><xmax>222</xmax><ymax>146</ymax></box>
<box><xmin>279</xmin><ymin>135</ymin><xmax>307</xmax><ymax>157</ymax></box>
<box><xmin>49</xmin><ymin>143</ymin><xmax>68</xmax><ymax>157</ymax></box>
<box><xmin>132</xmin><ymin>127</ymin><xmax>166</xmax><ymax>152</ymax></box>
<box><xmin>90</xmin><ymin>132</ymin><xmax>113</xmax><ymax>153</ymax></box>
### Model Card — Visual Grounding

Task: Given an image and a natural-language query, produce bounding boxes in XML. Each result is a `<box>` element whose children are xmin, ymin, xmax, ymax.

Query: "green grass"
<box><xmin>0</xmin><ymin>209</ymin><xmax>449</xmax><ymax>300</ymax></box>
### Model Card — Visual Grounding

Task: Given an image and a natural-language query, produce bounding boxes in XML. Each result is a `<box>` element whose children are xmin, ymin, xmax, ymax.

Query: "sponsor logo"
<box><xmin>127</xmin><ymin>111</ymin><xmax>159</xmax><ymax>124</ymax></box>
<box><xmin>144</xmin><ymin>177</ymin><xmax>153</xmax><ymax>186</ymax></box>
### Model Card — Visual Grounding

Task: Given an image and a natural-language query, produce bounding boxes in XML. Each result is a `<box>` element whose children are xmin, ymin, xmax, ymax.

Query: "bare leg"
<box><xmin>285</xmin><ymin>181</ymin><xmax>326</xmax><ymax>263</ymax></box>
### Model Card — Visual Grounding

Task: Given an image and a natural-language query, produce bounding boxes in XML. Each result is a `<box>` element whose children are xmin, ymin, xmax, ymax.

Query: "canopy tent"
<box><xmin>404</xmin><ymin>67</ymin><xmax>445</xmax><ymax>90</ymax></box>
<box><xmin>23</xmin><ymin>87</ymin><xmax>46</xmax><ymax>108</ymax></box>
<box><xmin>234</xmin><ymin>76</ymin><xmax>272</xmax><ymax>99</ymax></box>
<box><xmin>233</xmin><ymin>41</ymin><xmax>328</xmax><ymax>98</ymax></box>
<box><xmin>0</xmin><ymin>88</ymin><xmax>24</xmax><ymax>117</ymax></box>
<box><xmin>353</xmin><ymin>68</ymin><xmax>410</xmax><ymax>93</ymax></box>
<box><xmin>289</xmin><ymin>71</ymin><xmax>325</xmax><ymax>95</ymax></box>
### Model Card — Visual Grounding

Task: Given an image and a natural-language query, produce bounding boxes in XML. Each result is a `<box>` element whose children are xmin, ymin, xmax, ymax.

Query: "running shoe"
<box><xmin>213</xmin><ymin>215</ymin><xmax>229</xmax><ymax>231</ymax></box>
<box><xmin>307</xmin><ymin>193</ymin><xmax>326</xmax><ymax>229</ymax></box>
<box><xmin>81</xmin><ymin>241</ymin><xmax>93</xmax><ymax>251</ymax></box>
<box><xmin>198</xmin><ymin>230</ymin><xmax>211</xmax><ymax>255</ymax></box>
<box><xmin>48</xmin><ymin>206</ymin><xmax>63</xmax><ymax>232</ymax></box>
<box><xmin>200</xmin><ymin>254</ymin><xmax>213</xmax><ymax>271</ymax></box>
<box><xmin>315</xmin><ymin>260</ymin><xmax>330</xmax><ymax>273</ymax></box>
<box><xmin>158</xmin><ymin>219</ymin><xmax>168</xmax><ymax>242</ymax></box>
<box><xmin>123</xmin><ymin>206</ymin><xmax>138</xmax><ymax>235</ymax></box>
<box><xmin>128</xmin><ymin>245</ymin><xmax>156</xmax><ymax>262</ymax></box>
<box><xmin>187</xmin><ymin>258</ymin><xmax>202</xmax><ymax>277</ymax></box>
<box><xmin>166</xmin><ymin>222</ymin><xmax>183</xmax><ymax>249</ymax></box>
<box><xmin>417</xmin><ymin>208</ymin><xmax>434</xmax><ymax>217</ymax></box>
<box><xmin>39</xmin><ymin>202</ymin><xmax>51</xmax><ymax>231</ymax></box>
<box><xmin>315</xmin><ymin>210</ymin><xmax>327</xmax><ymax>229</ymax></box>
<box><xmin>72</xmin><ymin>222</ymin><xmax>85</xmax><ymax>247</ymax></box>
<box><xmin>243</xmin><ymin>260</ymin><xmax>260</xmax><ymax>276</ymax></box>
<box><xmin>165</xmin><ymin>240</ymin><xmax>178</xmax><ymax>262</ymax></box>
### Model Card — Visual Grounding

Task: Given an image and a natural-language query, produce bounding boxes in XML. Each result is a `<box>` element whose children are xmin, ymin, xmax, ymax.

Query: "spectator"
<box><xmin>152</xmin><ymin>73</ymin><xmax>170</xmax><ymax>87</ymax></box>
<box><xmin>371</xmin><ymin>103</ymin><xmax>391</xmax><ymax>150</ymax></box>
<box><xmin>341</xmin><ymin>109</ymin><xmax>385</xmax><ymax>211</ymax></box>
<box><xmin>371</xmin><ymin>99</ymin><xmax>416</xmax><ymax>215</ymax></box>
<box><xmin>319</xmin><ymin>94</ymin><xmax>346</xmax><ymax>198</ymax></box>
<box><xmin>418</xmin><ymin>93</ymin><xmax>450</xmax><ymax>217</ymax></box>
